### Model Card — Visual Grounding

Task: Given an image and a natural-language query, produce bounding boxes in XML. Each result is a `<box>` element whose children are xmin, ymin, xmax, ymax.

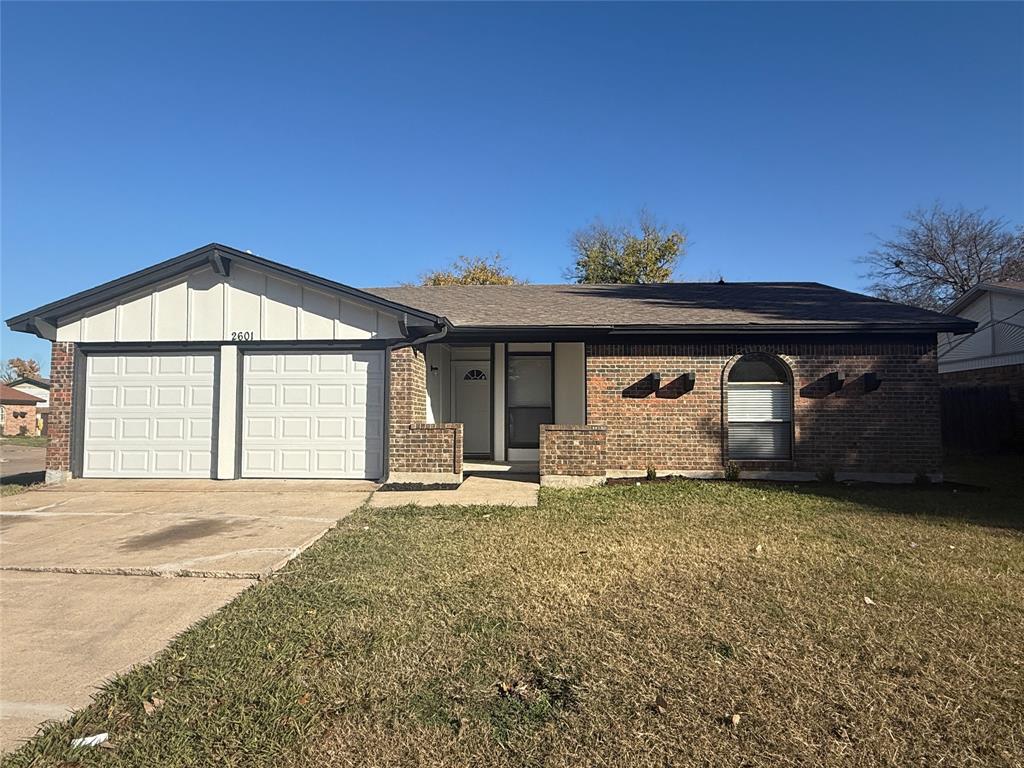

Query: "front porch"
<box><xmin>387</xmin><ymin>341</ymin><xmax>592</xmax><ymax>488</ymax></box>
<box><xmin>422</xmin><ymin>341</ymin><xmax>586</xmax><ymax>463</ymax></box>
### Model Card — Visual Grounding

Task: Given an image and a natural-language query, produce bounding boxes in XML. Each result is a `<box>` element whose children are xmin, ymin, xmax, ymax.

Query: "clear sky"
<box><xmin>2</xmin><ymin>1</ymin><xmax>1022</xmax><ymax>372</ymax></box>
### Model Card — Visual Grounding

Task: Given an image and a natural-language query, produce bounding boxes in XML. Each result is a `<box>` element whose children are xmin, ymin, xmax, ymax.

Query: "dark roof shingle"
<box><xmin>367</xmin><ymin>282</ymin><xmax>972</xmax><ymax>332</ymax></box>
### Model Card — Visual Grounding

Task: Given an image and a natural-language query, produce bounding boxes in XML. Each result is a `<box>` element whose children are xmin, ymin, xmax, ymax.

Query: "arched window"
<box><xmin>727</xmin><ymin>354</ymin><xmax>792</xmax><ymax>460</ymax></box>
<box><xmin>463</xmin><ymin>369</ymin><xmax>487</xmax><ymax>381</ymax></box>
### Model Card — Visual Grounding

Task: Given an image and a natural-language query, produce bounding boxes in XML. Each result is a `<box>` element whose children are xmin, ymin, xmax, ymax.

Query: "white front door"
<box><xmin>452</xmin><ymin>361</ymin><xmax>491</xmax><ymax>456</ymax></box>
<box><xmin>82</xmin><ymin>353</ymin><xmax>216</xmax><ymax>478</ymax></box>
<box><xmin>240</xmin><ymin>351</ymin><xmax>384</xmax><ymax>479</ymax></box>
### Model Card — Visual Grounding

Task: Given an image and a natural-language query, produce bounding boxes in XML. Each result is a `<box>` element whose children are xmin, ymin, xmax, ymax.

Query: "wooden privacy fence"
<box><xmin>941</xmin><ymin>385</ymin><xmax>1015</xmax><ymax>453</ymax></box>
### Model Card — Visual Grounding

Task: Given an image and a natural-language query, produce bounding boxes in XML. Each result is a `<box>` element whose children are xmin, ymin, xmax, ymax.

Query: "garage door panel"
<box><xmin>89</xmin><ymin>387</ymin><xmax>118</xmax><ymax>407</ymax></box>
<box><xmin>241</xmin><ymin>351</ymin><xmax>383</xmax><ymax>479</ymax></box>
<box><xmin>82</xmin><ymin>353</ymin><xmax>216</xmax><ymax>478</ymax></box>
<box><xmin>125</xmin><ymin>356</ymin><xmax>154</xmax><ymax>375</ymax></box>
<box><xmin>120</xmin><ymin>418</ymin><xmax>149</xmax><ymax>440</ymax></box>
<box><xmin>247</xmin><ymin>385</ymin><xmax>276</xmax><ymax>406</ymax></box>
<box><xmin>89</xmin><ymin>356</ymin><xmax>119</xmax><ymax>376</ymax></box>
<box><xmin>120</xmin><ymin>451</ymin><xmax>150</xmax><ymax>473</ymax></box>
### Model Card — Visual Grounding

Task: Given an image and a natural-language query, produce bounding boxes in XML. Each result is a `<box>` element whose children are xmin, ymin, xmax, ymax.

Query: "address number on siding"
<box><xmin>231</xmin><ymin>331</ymin><xmax>255</xmax><ymax>341</ymax></box>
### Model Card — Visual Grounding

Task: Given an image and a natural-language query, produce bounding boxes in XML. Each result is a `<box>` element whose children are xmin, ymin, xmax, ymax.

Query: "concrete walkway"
<box><xmin>371</xmin><ymin>471</ymin><xmax>539</xmax><ymax>508</ymax></box>
<box><xmin>0</xmin><ymin>480</ymin><xmax>372</xmax><ymax>751</ymax></box>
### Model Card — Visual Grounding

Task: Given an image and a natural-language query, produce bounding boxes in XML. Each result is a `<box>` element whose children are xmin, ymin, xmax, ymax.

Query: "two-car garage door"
<box><xmin>81</xmin><ymin>351</ymin><xmax>383</xmax><ymax>479</ymax></box>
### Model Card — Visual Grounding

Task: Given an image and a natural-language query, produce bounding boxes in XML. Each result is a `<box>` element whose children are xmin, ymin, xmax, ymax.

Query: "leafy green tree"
<box><xmin>567</xmin><ymin>210</ymin><xmax>686</xmax><ymax>284</ymax></box>
<box><xmin>419</xmin><ymin>253</ymin><xmax>524</xmax><ymax>286</ymax></box>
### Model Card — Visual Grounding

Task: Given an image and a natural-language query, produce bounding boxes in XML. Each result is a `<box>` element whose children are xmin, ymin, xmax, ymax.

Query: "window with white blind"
<box><xmin>727</xmin><ymin>355</ymin><xmax>792</xmax><ymax>460</ymax></box>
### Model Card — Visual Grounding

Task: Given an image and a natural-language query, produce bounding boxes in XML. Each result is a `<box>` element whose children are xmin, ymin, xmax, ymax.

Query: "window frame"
<box><xmin>505</xmin><ymin>348</ymin><xmax>554</xmax><ymax>450</ymax></box>
<box><xmin>726</xmin><ymin>354</ymin><xmax>794</xmax><ymax>461</ymax></box>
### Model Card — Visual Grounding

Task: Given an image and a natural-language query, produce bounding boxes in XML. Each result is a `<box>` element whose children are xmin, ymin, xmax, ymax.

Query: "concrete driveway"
<box><xmin>0</xmin><ymin>479</ymin><xmax>373</xmax><ymax>751</ymax></box>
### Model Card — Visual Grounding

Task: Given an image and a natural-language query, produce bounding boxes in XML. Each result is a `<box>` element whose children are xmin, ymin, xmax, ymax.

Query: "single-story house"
<box><xmin>7</xmin><ymin>375</ymin><xmax>51</xmax><ymax>409</ymax></box>
<box><xmin>938</xmin><ymin>280</ymin><xmax>1024</xmax><ymax>444</ymax></box>
<box><xmin>7</xmin><ymin>375</ymin><xmax>51</xmax><ymax>435</ymax></box>
<box><xmin>5</xmin><ymin>243</ymin><xmax>974</xmax><ymax>486</ymax></box>
<box><xmin>1</xmin><ymin>383</ymin><xmax>44</xmax><ymax>437</ymax></box>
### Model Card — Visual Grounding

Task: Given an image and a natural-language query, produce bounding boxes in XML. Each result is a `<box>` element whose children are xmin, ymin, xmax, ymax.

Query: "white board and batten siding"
<box><xmin>56</xmin><ymin>263</ymin><xmax>403</xmax><ymax>480</ymax></box>
<box><xmin>727</xmin><ymin>382</ymin><xmax>792</xmax><ymax>460</ymax></box>
<box><xmin>54</xmin><ymin>264</ymin><xmax>403</xmax><ymax>344</ymax></box>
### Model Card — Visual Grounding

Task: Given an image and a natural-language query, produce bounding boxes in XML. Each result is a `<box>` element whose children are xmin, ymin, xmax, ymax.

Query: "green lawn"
<box><xmin>5</xmin><ymin>457</ymin><xmax>1023</xmax><ymax>767</ymax></box>
<box><xmin>0</xmin><ymin>435</ymin><xmax>48</xmax><ymax>448</ymax></box>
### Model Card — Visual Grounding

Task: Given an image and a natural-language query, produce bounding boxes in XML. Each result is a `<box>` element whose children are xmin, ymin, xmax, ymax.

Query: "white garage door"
<box><xmin>82</xmin><ymin>353</ymin><xmax>216</xmax><ymax>478</ymax></box>
<box><xmin>240</xmin><ymin>351</ymin><xmax>384</xmax><ymax>479</ymax></box>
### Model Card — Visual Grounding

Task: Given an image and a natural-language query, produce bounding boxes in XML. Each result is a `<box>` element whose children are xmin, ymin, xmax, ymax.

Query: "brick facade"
<box><xmin>387</xmin><ymin>346</ymin><xmax>464</xmax><ymax>483</ymax></box>
<box><xmin>45</xmin><ymin>341</ymin><xmax>76</xmax><ymax>482</ymax></box>
<box><xmin>586</xmin><ymin>340</ymin><xmax>942</xmax><ymax>476</ymax></box>
<box><xmin>539</xmin><ymin>424</ymin><xmax>607</xmax><ymax>487</ymax></box>
<box><xmin>1</xmin><ymin>402</ymin><xmax>37</xmax><ymax>436</ymax></box>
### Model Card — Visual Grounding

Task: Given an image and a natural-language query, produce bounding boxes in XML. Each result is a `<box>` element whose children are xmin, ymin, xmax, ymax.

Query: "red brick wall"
<box><xmin>2</xmin><ymin>403</ymin><xmax>37</xmax><ymax>436</ymax></box>
<box><xmin>46</xmin><ymin>342</ymin><xmax>76</xmax><ymax>475</ymax></box>
<box><xmin>586</xmin><ymin>340</ymin><xmax>941</xmax><ymax>475</ymax></box>
<box><xmin>388</xmin><ymin>346</ymin><xmax>463</xmax><ymax>476</ymax></box>
<box><xmin>539</xmin><ymin>424</ymin><xmax>606</xmax><ymax>477</ymax></box>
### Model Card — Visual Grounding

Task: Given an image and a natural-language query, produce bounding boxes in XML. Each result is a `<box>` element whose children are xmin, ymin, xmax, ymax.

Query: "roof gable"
<box><xmin>6</xmin><ymin>244</ymin><xmax>444</xmax><ymax>340</ymax></box>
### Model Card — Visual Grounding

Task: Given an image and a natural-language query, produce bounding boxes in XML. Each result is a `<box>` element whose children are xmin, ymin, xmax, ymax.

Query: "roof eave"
<box><xmin>445</xmin><ymin>320</ymin><xmax>976</xmax><ymax>335</ymax></box>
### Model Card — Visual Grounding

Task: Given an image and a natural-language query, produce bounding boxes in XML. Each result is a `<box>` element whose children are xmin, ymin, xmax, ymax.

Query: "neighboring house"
<box><xmin>7</xmin><ymin>375</ymin><xmax>51</xmax><ymax>435</ymax></box>
<box><xmin>938</xmin><ymin>280</ymin><xmax>1024</xmax><ymax>444</ymax></box>
<box><xmin>1</xmin><ymin>384</ymin><xmax>44</xmax><ymax>437</ymax></box>
<box><xmin>5</xmin><ymin>243</ymin><xmax>973</xmax><ymax>486</ymax></box>
<box><xmin>7</xmin><ymin>375</ymin><xmax>51</xmax><ymax>409</ymax></box>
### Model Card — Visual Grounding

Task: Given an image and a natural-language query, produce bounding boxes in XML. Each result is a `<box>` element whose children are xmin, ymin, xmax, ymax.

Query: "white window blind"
<box><xmin>728</xmin><ymin>382</ymin><xmax>791</xmax><ymax>459</ymax></box>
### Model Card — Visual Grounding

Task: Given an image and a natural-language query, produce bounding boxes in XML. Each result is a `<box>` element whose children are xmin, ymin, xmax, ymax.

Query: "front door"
<box><xmin>452</xmin><ymin>361</ymin><xmax>491</xmax><ymax>456</ymax></box>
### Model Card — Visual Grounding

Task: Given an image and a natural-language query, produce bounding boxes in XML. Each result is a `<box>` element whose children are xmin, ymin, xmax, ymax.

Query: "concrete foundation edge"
<box><xmin>604</xmin><ymin>469</ymin><xmax>943</xmax><ymax>484</ymax></box>
<box><xmin>45</xmin><ymin>469</ymin><xmax>71</xmax><ymax>485</ymax></box>
<box><xmin>385</xmin><ymin>471</ymin><xmax>463</xmax><ymax>486</ymax></box>
<box><xmin>540</xmin><ymin>474</ymin><xmax>606</xmax><ymax>488</ymax></box>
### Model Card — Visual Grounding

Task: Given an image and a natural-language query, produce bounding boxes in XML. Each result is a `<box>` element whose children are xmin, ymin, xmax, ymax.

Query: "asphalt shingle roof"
<box><xmin>367</xmin><ymin>282</ymin><xmax>971</xmax><ymax>332</ymax></box>
<box><xmin>0</xmin><ymin>384</ymin><xmax>44</xmax><ymax>404</ymax></box>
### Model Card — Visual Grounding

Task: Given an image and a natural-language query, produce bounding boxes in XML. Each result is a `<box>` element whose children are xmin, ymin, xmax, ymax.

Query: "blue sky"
<box><xmin>2</xmin><ymin>1</ymin><xmax>1022</xmax><ymax>371</ymax></box>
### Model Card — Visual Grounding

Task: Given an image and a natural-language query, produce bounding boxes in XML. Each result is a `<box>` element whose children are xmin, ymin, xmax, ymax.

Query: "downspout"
<box><xmin>391</xmin><ymin>314</ymin><xmax>451</xmax><ymax>349</ymax></box>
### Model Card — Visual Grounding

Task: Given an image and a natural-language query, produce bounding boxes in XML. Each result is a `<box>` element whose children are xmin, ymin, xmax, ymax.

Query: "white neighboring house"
<box><xmin>938</xmin><ymin>281</ymin><xmax>1024</xmax><ymax>374</ymax></box>
<box><xmin>8</xmin><ymin>376</ymin><xmax>50</xmax><ymax>409</ymax></box>
<box><xmin>938</xmin><ymin>281</ymin><xmax>1024</xmax><ymax>445</ymax></box>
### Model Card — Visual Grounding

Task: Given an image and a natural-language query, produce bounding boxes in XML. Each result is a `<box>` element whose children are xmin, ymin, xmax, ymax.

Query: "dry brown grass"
<box><xmin>5</xmin><ymin>456</ymin><xmax>1023</xmax><ymax>767</ymax></box>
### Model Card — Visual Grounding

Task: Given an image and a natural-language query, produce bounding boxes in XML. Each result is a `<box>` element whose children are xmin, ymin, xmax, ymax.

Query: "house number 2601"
<box><xmin>231</xmin><ymin>331</ymin><xmax>254</xmax><ymax>341</ymax></box>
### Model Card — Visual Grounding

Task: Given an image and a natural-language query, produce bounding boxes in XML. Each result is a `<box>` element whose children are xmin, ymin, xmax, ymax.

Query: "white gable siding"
<box><xmin>11</xmin><ymin>382</ymin><xmax>49</xmax><ymax>408</ymax></box>
<box><xmin>54</xmin><ymin>264</ymin><xmax>404</xmax><ymax>343</ymax></box>
<box><xmin>939</xmin><ymin>288</ymin><xmax>1024</xmax><ymax>373</ymax></box>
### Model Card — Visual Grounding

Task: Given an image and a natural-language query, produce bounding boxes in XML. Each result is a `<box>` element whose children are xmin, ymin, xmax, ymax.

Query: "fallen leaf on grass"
<box><xmin>730</xmin><ymin>713</ymin><xmax>741</xmax><ymax>727</ymax></box>
<box><xmin>142</xmin><ymin>696</ymin><xmax>164</xmax><ymax>716</ymax></box>
<box><xmin>863</xmin><ymin>596</ymin><xmax>876</xmax><ymax>606</ymax></box>
<box><xmin>654</xmin><ymin>693</ymin><xmax>668</xmax><ymax>714</ymax></box>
